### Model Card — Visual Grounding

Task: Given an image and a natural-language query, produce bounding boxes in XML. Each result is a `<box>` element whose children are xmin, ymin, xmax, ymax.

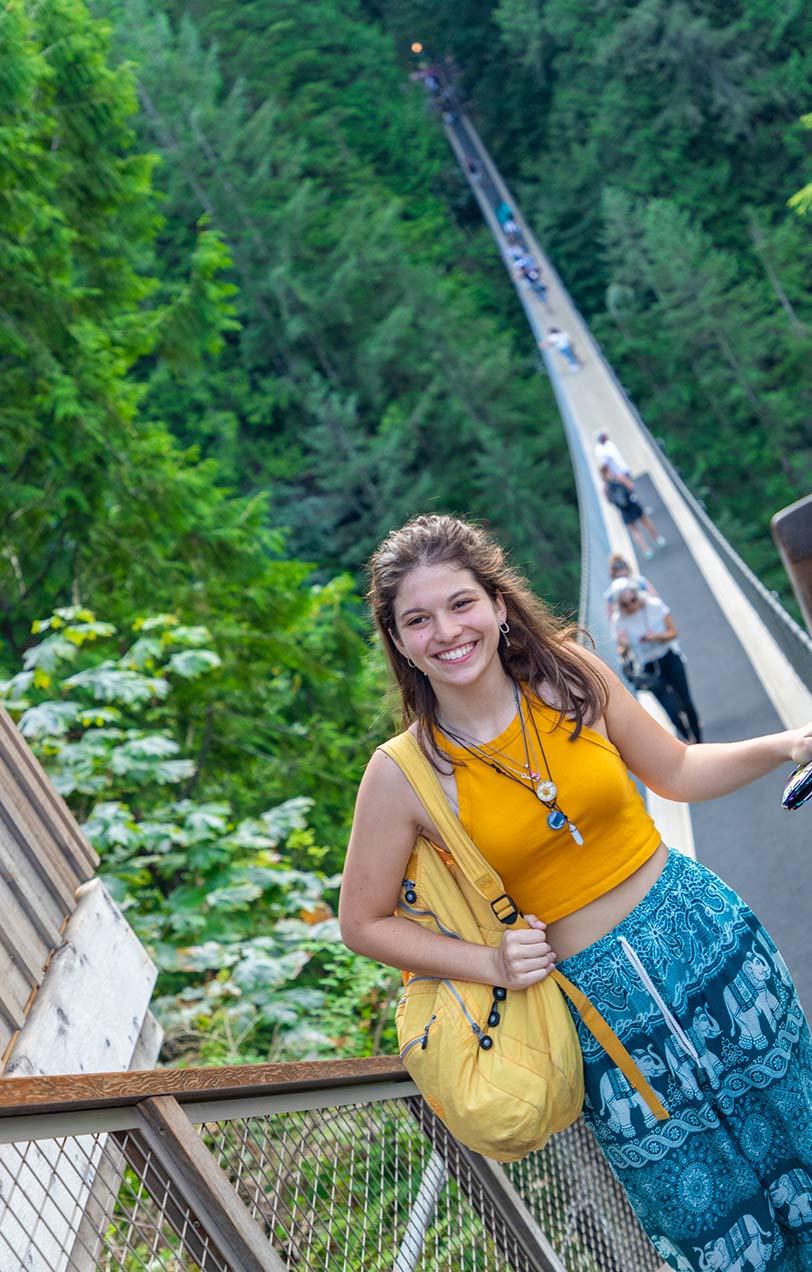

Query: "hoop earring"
<box><xmin>407</xmin><ymin>658</ymin><xmax>416</xmax><ymax>668</ymax></box>
<box><xmin>499</xmin><ymin>621</ymin><xmax>511</xmax><ymax>648</ymax></box>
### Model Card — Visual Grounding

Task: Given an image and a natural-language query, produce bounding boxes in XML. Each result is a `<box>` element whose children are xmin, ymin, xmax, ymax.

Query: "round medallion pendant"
<box><xmin>536</xmin><ymin>780</ymin><xmax>557</xmax><ymax>804</ymax></box>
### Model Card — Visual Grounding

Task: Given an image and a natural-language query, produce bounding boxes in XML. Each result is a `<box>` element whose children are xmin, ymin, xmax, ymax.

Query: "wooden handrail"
<box><xmin>0</xmin><ymin>1055</ymin><xmax>408</xmax><ymax>1118</ymax></box>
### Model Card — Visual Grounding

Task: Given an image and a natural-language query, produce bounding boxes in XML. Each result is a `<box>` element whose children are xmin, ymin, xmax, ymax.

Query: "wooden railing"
<box><xmin>0</xmin><ymin>1058</ymin><xmax>661</xmax><ymax>1272</ymax></box>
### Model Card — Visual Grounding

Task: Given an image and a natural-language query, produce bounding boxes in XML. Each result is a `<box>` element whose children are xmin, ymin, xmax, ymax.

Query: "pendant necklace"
<box><xmin>439</xmin><ymin>680</ymin><xmax>584</xmax><ymax>846</ymax></box>
<box><xmin>514</xmin><ymin>681</ymin><xmax>584</xmax><ymax>845</ymax></box>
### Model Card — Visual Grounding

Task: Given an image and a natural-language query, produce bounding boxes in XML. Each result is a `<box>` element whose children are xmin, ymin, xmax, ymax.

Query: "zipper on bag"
<box><xmin>400</xmin><ymin>1014</ymin><xmax>436</xmax><ymax>1059</ymax></box>
<box><xmin>398</xmin><ymin>897</ymin><xmax>461</xmax><ymax>940</ymax></box>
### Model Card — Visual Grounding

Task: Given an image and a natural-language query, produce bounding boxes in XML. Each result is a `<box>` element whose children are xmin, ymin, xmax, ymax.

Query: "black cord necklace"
<box><xmin>439</xmin><ymin>680</ymin><xmax>584</xmax><ymax>846</ymax></box>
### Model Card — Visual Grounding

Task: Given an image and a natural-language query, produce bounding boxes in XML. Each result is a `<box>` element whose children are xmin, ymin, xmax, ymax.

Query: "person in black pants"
<box><xmin>612</xmin><ymin>582</ymin><xmax>703</xmax><ymax>743</ymax></box>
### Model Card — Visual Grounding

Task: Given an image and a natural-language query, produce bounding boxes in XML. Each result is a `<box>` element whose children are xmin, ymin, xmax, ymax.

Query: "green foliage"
<box><xmin>2</xmin><ymin>0</ymin><xmax>383</xmax><ymax>844</ymax></box>
<box><xmin>789</xmin><ymin>114</ymin><xmax>812</xmax><ymax>217</ymax></box>
<box><xmin>0</xmin><ymin>0</ymin><xmax>248</xmax><ymax>656</ymax></box>
<box><xmin>93</xmin><ymin>0</ymin><xmax>581</xmax><ymax>607</ymax></box>
<box><xmin>1</xmin><ymin>610</ymin><xmax>397</xmax><ymax>1062</ymax></box>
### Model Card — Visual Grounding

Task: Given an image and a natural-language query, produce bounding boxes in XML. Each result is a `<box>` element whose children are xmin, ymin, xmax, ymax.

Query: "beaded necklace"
<box><xmin>439</xmin><ymin>680</ymin><xmax>584</xmax><ymax>846</ymax></box>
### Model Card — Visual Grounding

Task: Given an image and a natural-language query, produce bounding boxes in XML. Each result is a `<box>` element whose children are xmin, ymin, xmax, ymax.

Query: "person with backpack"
<box><xmin>610</xmin><ymin>579</ymin><xmax>702</xmax><ymax>742</ymax></box>
<box><xmin>600</xmin><ymin>464</ymin><xmax>666</xmax><ymax>559</ymax></box>
<box><xmin>339</xmin><ymin>513</ymin><xmax>812</xmax><ymax>1272</ymax></box>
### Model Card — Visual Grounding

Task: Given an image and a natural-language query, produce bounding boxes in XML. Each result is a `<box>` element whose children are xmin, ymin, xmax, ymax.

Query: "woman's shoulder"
<box><xmin>644</xmin><ymin>595</ymin><xmax>668</xmax><ymax>616</ymax></box>
<box><xmin>369</xmin><ymin>723</ymin><xmax>416</xmax><ymax>769</ymax></box>
<box><xmin>359</xmin><ymin>729</ymin><xmax>454</xmax><ymax>847</ymax></box>
<box><xmin>357</xmin><ymin>736</ymin><xmax>423</xmax><ymax>816</ymax></box>
<box><xmin>364</xmin><ymin>724</ymin><xmax>438</xmax><ymax>795</ymax></box>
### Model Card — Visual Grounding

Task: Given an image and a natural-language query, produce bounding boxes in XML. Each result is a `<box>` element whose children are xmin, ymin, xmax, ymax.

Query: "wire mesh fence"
<box><xmin>507</xmin><ymin>1117</ymin><xmax>660</xmax><ymax>1272</ymax></box>
<box><xmin>0</xmin><ymin>1073</ymin><xmax>662</xmax><ymax>1271</ymax></box>
<box><xmin>198</xmin><ymin>1098</ymin><xmax>536</xmax><ymax>1271</ymax></box>
<box><xmin>0</xmin><ymin>1126</ymin><xmax>230</xmax><ymax>1271</ymax></box>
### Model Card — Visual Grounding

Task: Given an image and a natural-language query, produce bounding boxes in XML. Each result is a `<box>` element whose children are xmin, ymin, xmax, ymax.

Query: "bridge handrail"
<box><xmin>451</xmin><ymin>105</ymin><xmax>812</xmax><ymax>686</ymax></box>
<box><xmin>0</xmin><ymin>1053</ymin><xmax>664</xmax><ymax>1271</ymax></box>
<box><xmin>0</xmin><ymin>1055</ymin><xmax>409</xmax><ymax>1121</ymax></box>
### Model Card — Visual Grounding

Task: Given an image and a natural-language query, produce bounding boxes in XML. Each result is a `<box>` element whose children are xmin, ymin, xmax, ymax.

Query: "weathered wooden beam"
<box><xmin>0</xmin><ymin>709</ymin><xmax>100</xmax><ymax>1056</ymax></box>
<box><xmin>135</xmin><ymin>1095</ymin><xmax>286</xmax><ymax>1272</ymax></box>
<box><xmin>0</xmin><ymin>812</ymin><xmax>67</xmax><ymax>961</ymax></box>
<box><xmin>0</xmin><ymin>1055</ymin><xmax>409</xmax><ymax>1117</ymax></box>
<box><xmin>66</xmin><ymin>1012</ymin><xmax>164</xmax><ymax>1272</ymax></box>
<box><xmin>0</xmin><ymin>709</ymin><xmax>98</xmax><ymax>879</ymax></box>
<box><xmin>0</xmin><ymin>881</ymin><xmax>158</xmax><ymax>1271</ymax></box>
<box><xmin>4</xmin><ymin>878</ymin><xmax>156</xmax><ymax>1080</ymax></box>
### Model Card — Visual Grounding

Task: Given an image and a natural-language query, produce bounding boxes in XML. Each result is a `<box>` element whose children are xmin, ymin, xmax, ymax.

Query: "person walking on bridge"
<box><xmin>514</xmin><ymin>253</ymin><xmax>549</xmax><ymax>306</ymax></box>
<box><xmin>604</xmin><ymin>551</ymin><xmax>659</xmax><ymax>620</ymax></box>
<box><xmin>600</xmin><ymin>464</ymin><xmax>666</xmax><ymax>559</ymax></box>
<box><xmin>594</xmin><ymin>430</ymin><xmax>631</xmax><ymax>480</ymax></box>
<box><xmin>611</xmin><ymin>579</ymin><xmax>703</xmax><ymax>742</ymax></box>
<box><xmin>540</xmin><ymin>326</ymin><xmax>582</xmax><ymax>371</ymax></box>
<box><xmin>340</xmin><ymin>513</ymin><xmax>812</xmax><ymax>1272</ymax></box>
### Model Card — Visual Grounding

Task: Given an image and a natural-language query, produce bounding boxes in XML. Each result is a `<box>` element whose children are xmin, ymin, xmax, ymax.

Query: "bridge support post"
<box><xmin>772</xmin><ymin>494</ymin><xmax>812</xmax><ymax>636</ymax></box>
<box><xmin>405</xmin><ymin>1094</ymin><xmax>567</xmax><ymax>1272</ymax></box>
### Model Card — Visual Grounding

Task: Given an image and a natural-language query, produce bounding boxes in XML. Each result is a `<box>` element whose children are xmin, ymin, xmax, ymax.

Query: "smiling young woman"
<box><xmin>338</xmin><ymin>513</ymin><xmax>812</xmax><ymax>1272</ymax></box>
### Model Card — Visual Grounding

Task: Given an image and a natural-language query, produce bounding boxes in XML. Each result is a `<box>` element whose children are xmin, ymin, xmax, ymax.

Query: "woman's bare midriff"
<box><xmin>545</xmin><ymin>841</ymin><xmax>670</xmax><ymax>961</ymax></box>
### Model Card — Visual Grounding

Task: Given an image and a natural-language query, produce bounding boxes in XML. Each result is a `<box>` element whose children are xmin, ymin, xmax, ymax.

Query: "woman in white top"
<box><xmin>603</xmin><ymin>552</ymin><xmax>659</xmax><ymax>620</ymax></box>
<box><xmin>612</xmin><ymin>580</ymin><xmax>702</xmax><ymax>742</ymax></box>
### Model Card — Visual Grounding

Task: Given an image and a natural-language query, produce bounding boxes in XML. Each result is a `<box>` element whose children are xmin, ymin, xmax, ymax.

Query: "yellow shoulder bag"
<box><xmin>380</xmin><ymin>731</ymin><xmax>668</xmax><ymax>1163</ymax></box>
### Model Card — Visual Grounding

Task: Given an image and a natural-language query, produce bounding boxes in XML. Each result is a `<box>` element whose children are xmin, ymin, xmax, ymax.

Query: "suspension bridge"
<box><xmin>0</xmin><ymin>82</ymin><xmax>810</xmax><ymax>1272</ymax></box>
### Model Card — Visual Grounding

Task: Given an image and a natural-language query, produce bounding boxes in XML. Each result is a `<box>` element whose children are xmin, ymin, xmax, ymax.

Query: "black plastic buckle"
<box><xmin>490</xmin><ymin>893</ymin><xmax>519</xmax><ymax>925</ymax></box>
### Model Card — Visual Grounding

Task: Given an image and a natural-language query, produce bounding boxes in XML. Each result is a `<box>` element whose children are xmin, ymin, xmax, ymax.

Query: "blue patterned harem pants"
<box><xmin>558</xmin><ymin>850</ymin><xmax>812</xmax><ymax>1271</ymax></box>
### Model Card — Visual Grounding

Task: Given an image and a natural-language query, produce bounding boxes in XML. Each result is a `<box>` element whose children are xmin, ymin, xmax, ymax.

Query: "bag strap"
<box><xmin>551</xmin><ymin>970</ymin><xmax>667</xmax><ymax>1120</ymax></box>
<box><xmin>379</xmin><ymin>731</ymin><xmax>668</xmax><ymax>1122</ymax></box>
<box><xmin>379</xmin><ymin>731</ymin><xmax>522</xmax><ymax>924</ymax></box>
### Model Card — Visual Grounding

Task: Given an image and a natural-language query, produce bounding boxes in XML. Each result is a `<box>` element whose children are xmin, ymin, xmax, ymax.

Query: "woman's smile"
<box><xmin>434</xmin><ymin>641</ymin><xmax>477</xmax><ymax>663</ymax></box>
<box><xmin>392</xmin><ymin>563</ymin><xmax>506</xmax><ymax>683</ymax></box>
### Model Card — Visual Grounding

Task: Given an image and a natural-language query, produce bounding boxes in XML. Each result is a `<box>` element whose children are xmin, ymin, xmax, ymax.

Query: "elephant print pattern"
<box><xmin>598</xmin><ymin>1048</ymin><xmax>667</xmax><ymax>1137</ymax></box>
<box><xmin>557</xmin><ymin>850</ymin><xmax>812</xmax><ymax>1271</ymax></box>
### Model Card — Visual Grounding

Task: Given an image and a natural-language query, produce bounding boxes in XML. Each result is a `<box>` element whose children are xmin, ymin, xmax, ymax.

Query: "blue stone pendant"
<box><xmin>547</xmin><ymin>808</ymin><xmax>567</xmax><ymax>831</ymax></box>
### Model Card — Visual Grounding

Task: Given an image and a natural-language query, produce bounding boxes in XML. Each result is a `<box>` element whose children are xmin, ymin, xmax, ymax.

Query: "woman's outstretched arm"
<box><xmin>583</xmin><ymin>648</ymin><xmax>812</xmax><ymax>803</ymax></box>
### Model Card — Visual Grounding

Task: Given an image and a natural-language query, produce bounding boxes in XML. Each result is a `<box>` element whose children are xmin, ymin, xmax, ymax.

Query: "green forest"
<box><xmin>1</xmin><ymin>0</ymin><xmax>810</xmax><ymax>1066</ymax></box>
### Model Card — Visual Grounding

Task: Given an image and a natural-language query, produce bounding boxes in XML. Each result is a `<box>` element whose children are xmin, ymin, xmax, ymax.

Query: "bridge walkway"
<box><xmin>444</xmin><ymin>109</ymin><xmax>812</xmax><ymax>1009</ymax></box>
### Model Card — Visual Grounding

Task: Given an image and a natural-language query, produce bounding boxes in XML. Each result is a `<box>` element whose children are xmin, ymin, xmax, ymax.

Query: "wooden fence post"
<box><xmin>133</xmin><ymin>1095</ymin><xmax>286</xmax><ymax>1272</ymax></box>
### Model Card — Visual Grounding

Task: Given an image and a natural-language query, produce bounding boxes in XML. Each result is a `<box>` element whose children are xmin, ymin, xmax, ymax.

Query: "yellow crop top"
<box><xmin>435</xmin><ymin>692</ymin><xmax>662</xmax><ymax>923</ymax></box>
